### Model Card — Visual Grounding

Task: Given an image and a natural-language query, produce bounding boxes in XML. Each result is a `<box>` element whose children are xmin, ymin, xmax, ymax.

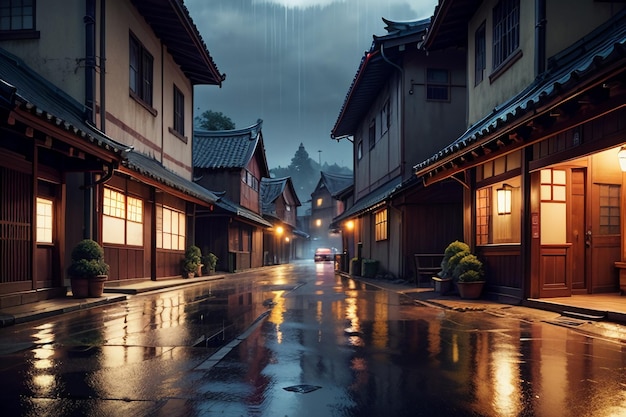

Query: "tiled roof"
<box><xmin>331</xmin><ymin>18</ymin><xmax>430</xmax><ymax>138</ymax></box>
<box><xmin>123</xmin><ymin>151</ymin><xmax>219</xmax><ymax>204</ymax></box>
<box><xmin>332</xmin><ymin>176</ymin><xmax>402</xmax><ymax>225</ymax></box>
<box><xmin>194</xmin><ymin>119</ymin><xmax>264</xmax><ymax>169</ymax></box>
<box><xmin>260</xmin><ymin>176</ymin><xmax>301</xmax><ymax>215</ymax></box>
<box><xmin>0</xmin><ymin>47</ymin><xmax>126</xmax><ymax>156</ymax></box>
<box><xmin>415</xmin><ymin>9</ymin><xmax>626</xmax><ymax>176</ymax></box>
<box><xmin>320</xmin><ymin>171</ymin><xmax>353</xmax><ymax>197</ymax></box>
<box><xmin>131</xmin><ymin>0</ymin><xmax>225</xmax><ymax>86</ymax></box>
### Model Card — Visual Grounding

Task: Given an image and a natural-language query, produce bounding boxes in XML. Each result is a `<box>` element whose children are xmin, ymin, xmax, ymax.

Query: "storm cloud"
<box><xmin>186</xmin><ymin>0</ymin><xmax>437</xmax><ymax>168</ymax></box>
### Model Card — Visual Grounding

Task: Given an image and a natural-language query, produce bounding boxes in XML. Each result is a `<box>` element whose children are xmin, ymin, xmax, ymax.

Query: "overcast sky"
<box><xmin>186</xmin><ymin>0</ymin><xmax>437</xmax><ymax>169</ymax></box>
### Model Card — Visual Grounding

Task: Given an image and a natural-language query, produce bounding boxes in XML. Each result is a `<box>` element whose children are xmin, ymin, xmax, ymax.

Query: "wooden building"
<box><xmin>0</xmin><ymin>0</ymin><xmax>225</xmax><ymax>305</ymax></box>
<box><xmin>331</xmin><ymin>18</ymin><xmax>466</xmax><ymax>280</ymax></box>
<box><xmin>417</xmin><ymin>0</ymin><xmax>626</xmax><ymax>301</ymax></box>
<box><xmin>261</xmin><ymin>177</ymin><xmax>302</xmax><ymax>264</ymax></box>
<box><xmin>193</xmin><ymin>120</ymin><xmax>272</xmax><ymax>272</ymax></box>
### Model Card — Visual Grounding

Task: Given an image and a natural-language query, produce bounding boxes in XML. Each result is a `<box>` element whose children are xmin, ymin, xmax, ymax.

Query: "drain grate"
<box><xmin>283</xmin><ymin>384</ymin><xmax>322</xmax><ymax>394</ymax></box>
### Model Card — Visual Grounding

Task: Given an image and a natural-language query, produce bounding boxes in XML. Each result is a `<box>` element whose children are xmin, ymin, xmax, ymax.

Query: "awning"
<box><xmin>331</xmin><ymin>177</ymin><xmax>402</xmax><ymax>227</ymax></box>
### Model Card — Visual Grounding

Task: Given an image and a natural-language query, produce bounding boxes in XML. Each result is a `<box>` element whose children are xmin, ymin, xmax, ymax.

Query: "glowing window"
<box><xmin>374</xmin><ymin>209</ymin><xmax>388</xmax><ymax>241</ymax></box>
<box><xmin>36</xmin><ymin>197</ymin><xmax>53</xmax><ymax>243</ymax></box>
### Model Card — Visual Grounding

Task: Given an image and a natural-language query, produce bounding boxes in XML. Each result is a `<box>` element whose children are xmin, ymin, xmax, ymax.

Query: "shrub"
<box><xmin>455</xmin><ymin>254</ymin><xmax>484</xmax><ymax>282</ymax></box>
<box><xmin>67</xmin><ymin>239</ymin><xmax>109</xmax><ymax>278</ymax></box>
<box><xmin>439</xmin><ymin>240</ymin><xmax>470</xmax><ymax>279</ymax></box>
<box><xmin>202</xmin><ymin>252</ymin><xmax>218</xmax><ymax>271</ymax></box>
<box><xmin>183</xmin><ymin>245</ymin><xmax>202</xmax><ymax>273</ymax></box>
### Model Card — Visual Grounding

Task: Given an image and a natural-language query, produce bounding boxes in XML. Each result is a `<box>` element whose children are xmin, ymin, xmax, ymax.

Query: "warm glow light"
<box><xmin>285</xmin><ymin>237</ymin><xmax>290</xmax><ymax>242</ymax></box>
<box><xmin>619</xmin><ymin>146</ymin><xmax>626</xmax><ymax>171</ymax></box>
<box><xmin>497</xmin><ymin>186</ymin><xmax>512</xmax><ymax>215</ymax></box>
<box><xmin>346</xmin><ymin>220</ymin><xmax>354</xmax><ymax>230</ymax></box>
<box><xmin>276</xmin><ymin>226</ymin><xmax>284</xmax><ymax>235</ymax></box>
<box><xmin>315</xmin><ymin>219</ymin><xmax>322</xmax><ymax>227</ymax></box>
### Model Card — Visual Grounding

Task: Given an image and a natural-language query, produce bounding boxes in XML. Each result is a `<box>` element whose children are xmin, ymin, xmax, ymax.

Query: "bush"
<box><xmin>183</xmin><ymin>245</ymin><xmax>202</xmax><ymax>273</ymax></box>
<box><xmin>439</xmin><ymin>240</ymin><xmax>470</xmax><ymax>279</ymax></box>
<box><xmin>455</xmin><ymin>254</ymin><xmax>484</xmax><ymax>282</ymax></box>
<box><xmin>68</xmin><ymin>239</ymin><xmax>109</xmax><ymax>278</ymax></box>
<box><xmin>202</xmin><ymin>252</ymin><xmax>218</xmax><ymax>271</ymax></box>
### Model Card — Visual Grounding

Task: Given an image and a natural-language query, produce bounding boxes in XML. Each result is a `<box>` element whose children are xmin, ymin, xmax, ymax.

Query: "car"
<box><xmin>314</xmin><ymin>248</ymin><xmax>333</xmax><ymax>262</ymax></box>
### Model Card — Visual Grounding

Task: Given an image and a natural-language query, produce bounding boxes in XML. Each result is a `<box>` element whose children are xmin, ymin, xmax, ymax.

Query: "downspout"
<box><xmin>535</xmin><ymin>0</ymin><xmax>547</xmax><ymax>77</ymax></box>
<box><xmin>99</xmin><ymin>0</ymin><xmax>106</xmax><ymax>132</ymax></box>
<box><xmin>84</xmin><ymin>0</ymin><xmax>96</xmax><ymax>239</ymax></box>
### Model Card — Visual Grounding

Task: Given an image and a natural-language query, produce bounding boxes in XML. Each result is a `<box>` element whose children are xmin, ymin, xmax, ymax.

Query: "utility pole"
<box><xmin>318</xmin><ymin>150</ymin><xmax>322</xmax><ymax>167</ymax></box>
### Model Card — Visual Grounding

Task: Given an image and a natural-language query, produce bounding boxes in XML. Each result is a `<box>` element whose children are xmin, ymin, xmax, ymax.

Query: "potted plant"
<box><xmin>434</xmin><ymin>240</ymin><xmax>470</xmax><ymax>294</ymax></box>
<box><xmin>67</xmin><ymin>239</ymin><xmax>109</xmax><ymax>298</ymax></box>
<box><xmin>454</xmin><ymin>253</ymin><xmax>485</xmax><ymax>299</ymax></box>
<box><xmin>361</xmin><ymin>258</ymin><xmax>379</xmax><ymax>278</ymax></box>
<box><xmin>202</xmin><ymin>252</ymin><xmax>218</xmax><ymax>275</ymax></box>
<box><xmin>183</xmin><ymin>245</ymin><xmax>202</xmax><ymax>278</ymax></box>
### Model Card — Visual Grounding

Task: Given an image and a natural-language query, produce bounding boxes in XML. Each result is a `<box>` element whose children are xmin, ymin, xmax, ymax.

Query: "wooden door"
<box><xmin>571</xmin><ymin>169</ymin><xmax>587</xmax><ymax>292</ymax></box>
<box><xmin>588</xmin><ymin>182</ymin><xmax>621</xmax><ymax>293</ymax></box>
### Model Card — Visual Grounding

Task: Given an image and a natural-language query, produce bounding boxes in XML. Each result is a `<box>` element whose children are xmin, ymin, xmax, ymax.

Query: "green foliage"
<box><xmin>439</xmin><ymin>240</ymin><xmax>470</xmax><ymax>279</ymax></box>
<box><xmin>183</xmin><ymin>245</ymin><xmax>202</xmax><ymax>273</ymax></box>
<box><xmin>455</xmin><ymin>254</ymin><xmax>484</xmax><ymax>282</ymax></box>
<box><xmin>195</xmin><ymin>110</ymin><xmax>235</xmax><ymax>130</ymax></box>
<box><xmin>202</xmin><ymin>252</ymin><xmax>218</xmax><ymax>271</ymax></box>
<box><xmin>68</xmin><ymin>239</ymin><xmax>109</xmax><ymax>278</ymax></box>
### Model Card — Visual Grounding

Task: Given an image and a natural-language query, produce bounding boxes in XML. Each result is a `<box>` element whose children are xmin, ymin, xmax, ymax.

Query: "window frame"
<box><xmin>368</xmin><ymin>118</ymin><xmax>376</xmax><ymax>150</ymax></box>
<box><xmin>129</xmin><ymin>32</ymin><xmax>154</xmax><ymax>109</ymax></box>
<box><xmin>36</xmin><ymin>197</ymin><xmax>53</xmax><ymax>244</ymax></box>
<box><xmin>492</xmin><ymin>0</ymin><xmax>520</xmax><ymax>70</ymax></box>
<box><xmin>156</xmin><ymin>204</ymin><xmax>186</xmax><ymax>251</ymax></box>
<box><xmin>374</xmin><ymin>209</ymin><xmax>388</xmax><ymax>242</ymax></box>
<box><xmin>0</xmin><ymin>0</ymin><xmax>39</xmax><ymax>39</ymax></box>
<box><xmin>426</xmin><ymin>68</ymin><xmax>450</xmax><ymax>101</ymax></box>
<box><xmin>102</xmin><ymin>187</ymin><xmax>144</xmax><ymax>246</ymax></box>
<box><xmin>172</xmin><ymin>84</ymin><xmax>185</xmax><ymax>139</ymax></box>
<box><xmin>475</xmin><ymin>22</ymin><xmax>486</xmax><ymax>86</ymax></box>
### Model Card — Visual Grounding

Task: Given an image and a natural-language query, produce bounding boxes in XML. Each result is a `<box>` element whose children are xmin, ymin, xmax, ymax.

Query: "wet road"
<box><xmin>0</xmin><ymin>261</ymin><xmax>625</xmax><ymax>416</ymax></box>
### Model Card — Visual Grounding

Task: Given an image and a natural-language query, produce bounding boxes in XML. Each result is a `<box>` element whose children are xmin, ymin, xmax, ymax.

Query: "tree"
<box><xmin>195</xmin><ymin>110</ymin><xmax>235</xmax><ymax>130</ymax></box>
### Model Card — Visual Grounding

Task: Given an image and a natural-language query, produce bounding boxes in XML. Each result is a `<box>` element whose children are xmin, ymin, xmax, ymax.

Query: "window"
<box><xmin>540</xmin><ymin>169</ymin><xmax>566</xmax><ymax>202</ymax></box>
<box><xmin>374</xmin><ymin>209</ymin><xmax>388</xmax><ymax>241</ymax></box>
<box><xmin>426</xmin><ymin>69</ymin><xmax>450</xmax><ymax>101</ymax></box>
<box><xmin>156</xmin><ymin>205</ymin><xmax>185</xmax><ymax>250</ymax></box>
<box><xmin>492</xmin><ymin>0</ymin><xmax>520</xmax><ymax>69</ymax></box>
<box><xmin>315</xmin><ymin>219</ymin><xmax>322</xmax><ymax>227</ymax></box>
<box><xmin>36</xmin><ymin>197</ymin><xmax>53</xmax><ymax>243</ymax></box>
<box><xmin>381</xmin><ymin>99</ymin><xmax>390</xmax><ymax>134</ymax></box>
<box><xmin>476</xmin><ymin>189</ymin><xmax>490</xmax><ymax>246</ymax></box>
<box><xmin>242</xmin><ymin>170</ymin><xmax>259</xmax><ymax>191</ymax></box>
<box><xmin>103</xmin><ymin>188</ymin><xmax>143</xmax><ymax>246</ymax></box>
<box><xmin>316</xmin><ymin>198</ymin><xmax>323</xmax><ymax>207</ymax></box>
<box><xmin>357</xmin><ymin>141</ymin><xmax>363</xmax><ymax>161</ymax></box>
<box><xmin>599</xmin><ymin>184</ymin><xmax>620</xmax><ymax>235</ymax></box>
<box><xmin>475</xmin><ymin>22</ymin><xmax>486</xmax><ymax>85</ymax></box>
<box><xmin>0</xmin><ymin>0</ymin><xmax>34</xmax><ymax>31</ymax></box>
<box><xmin>129</xmin><ymin>33</ymin><xmax>153</xmax><ymax>106</ymax></box>
<box><xmin>173</xmin><ymin>85</ymin><xmax>184</xmax><ymax>136</ymax></box>
<box><xmin>368</xmin><ymin>118</ymin><xmax>376</xmax><ymax>149</ymax></box>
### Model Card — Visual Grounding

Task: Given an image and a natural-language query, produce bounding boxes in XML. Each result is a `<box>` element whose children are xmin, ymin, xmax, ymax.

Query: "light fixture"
<box><xmin>496</xmin><ymin>184</ymin><xmax>512</xmax><ymax>215</ymax></box>
<box><xmin>618</xmin><ymin>146</ymin><xmax>626</xmax><ymax>172</ymax></box>
<box><xmin>346</xmin><ymin>220</ymin><xmax>354</xmax><ymax>231</ymax></box>
<box><xmin>276</xmin><ymin>226</ymin><xmax>284</xmax><ymax>235</ymax></box>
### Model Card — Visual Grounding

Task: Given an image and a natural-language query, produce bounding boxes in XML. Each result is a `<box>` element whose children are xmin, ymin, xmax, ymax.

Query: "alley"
<box><xmin>0</xmin><ymin>261</ymin><xmax>625</xmax><ymax>416</ymax></box>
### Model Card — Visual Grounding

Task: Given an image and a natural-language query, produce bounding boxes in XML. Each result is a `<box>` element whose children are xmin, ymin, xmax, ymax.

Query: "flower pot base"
<box><xmin>432</xmin><ymin>277</ymin><xmax>453</xmax><ymax>295</ymax></box>
<box><xmin>457</xmin><ymin>281</ymin><xmax>485</xmax><ymax>299</ymax></box>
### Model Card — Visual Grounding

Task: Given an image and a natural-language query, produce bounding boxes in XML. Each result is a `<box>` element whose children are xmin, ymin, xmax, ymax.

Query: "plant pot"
<box><xmin>457</xmin><ymin>281</ymin><xmax>485</xmax><ymax>299</ymax></box>
<box><xmin>361</xmin><ymin>259</ymin><xmax>379</xmax><ymax>278</ymax></box>
<box><xmin>70</xmin><ymin>277</ymin><xmax>89</xmax><ymax>298</ymax></box>
<box><xmin>89</xmin><ymin>275</ymin><xmax>108</xmax><ymax>297</ymax></box>
<box><xmin>432</xmin><ymin>277</ymin><xmax>453</xmax><ymax>295</ymax></box>
<box><xmin>196</xmin><ymin>264</ymin><xmax>203</xmax><ymax>277</ymax></box>
<box><xmin>185</xmin><ymin>271</ymin><xmax>194</xmax><ymax>279</ymax></box>
<box><xmin>349</xmin><ymin>259</ymin><xmax>361</xmax><ymax>276</ymax></box>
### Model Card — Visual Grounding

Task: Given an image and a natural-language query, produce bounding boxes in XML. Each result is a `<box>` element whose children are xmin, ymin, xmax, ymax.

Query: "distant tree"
<box><xmin>195</xmin><ymin>110</ymin><xmax>235</xmax><ymax>130</ymax></box>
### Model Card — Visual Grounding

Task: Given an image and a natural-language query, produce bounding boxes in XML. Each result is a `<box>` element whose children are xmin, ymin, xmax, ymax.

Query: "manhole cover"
<box><xmin>283</xmin><ymin>384</ymin><xmax>322</xmax><ymax>394</ymax></box>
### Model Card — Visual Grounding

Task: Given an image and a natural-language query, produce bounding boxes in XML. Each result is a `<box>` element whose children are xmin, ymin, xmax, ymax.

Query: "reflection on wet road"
<box><xmin>0</xmin><ymin>261</ymin><xmax>625</xmax><ymax>416</ymax></box>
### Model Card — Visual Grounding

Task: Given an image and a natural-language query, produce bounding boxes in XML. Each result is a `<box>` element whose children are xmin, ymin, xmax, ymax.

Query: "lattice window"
<box><xmin>476</xmin><ymin>188</ymin><xmax>491</xmax><ymax>245</ymax></box>
<box><xmin>36</xmin><ymin>197</ymin><xmax>53</xmax><ymax>243</ymax></box>
<box><xmin>374</xmin><ymin>209</ymin><xmax>388</xmax><ymax>241</ymax></box>
<box><xmin>599</xmin><ymin>184</ymin><xmax>620</xmax><ymax>235</ymax></box>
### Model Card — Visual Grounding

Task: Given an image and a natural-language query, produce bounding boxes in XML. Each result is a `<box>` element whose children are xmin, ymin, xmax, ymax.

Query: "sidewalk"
<box><xmin>0</xmin><ymin>274</ymin><xmax>226</xmax><ymax>327</ymax></box>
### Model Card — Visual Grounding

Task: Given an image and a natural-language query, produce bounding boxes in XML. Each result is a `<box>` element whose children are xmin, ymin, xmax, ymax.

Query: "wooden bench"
<box><xmin>414</xmin><ymin>253</ymin><xmax>443</xmax><ymax>287</ymax></box>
